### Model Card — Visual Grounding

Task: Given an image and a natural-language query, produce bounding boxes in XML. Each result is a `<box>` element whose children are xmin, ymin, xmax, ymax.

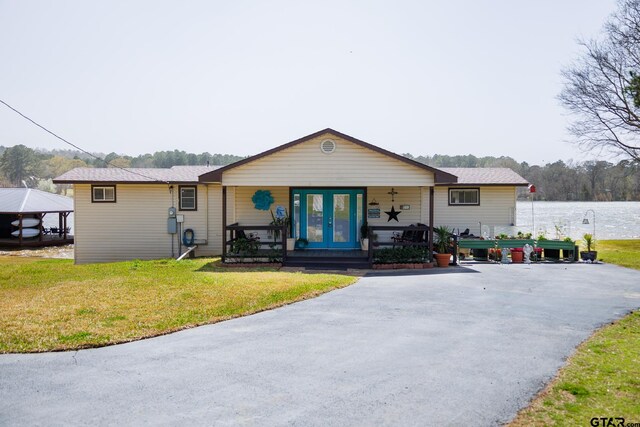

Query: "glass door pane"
<box><xmin>306</xmin><ymin>194</ymin><xmax>324</xmax><ymax>243</ymax></box>
<box><xmin>332</xmin><ymin>193</ymin><xmax>350</xmax><ymax>243</ymax></box>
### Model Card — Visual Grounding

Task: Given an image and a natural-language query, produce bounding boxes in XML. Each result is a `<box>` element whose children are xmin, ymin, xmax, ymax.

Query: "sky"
<box><xmin>0</xmin><ymin>0</ymin><xmax>619</xmax><ymax>165</ymax></box>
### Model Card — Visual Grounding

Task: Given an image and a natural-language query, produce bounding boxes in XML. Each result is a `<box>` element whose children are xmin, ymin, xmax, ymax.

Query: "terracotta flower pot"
<box><xmin>434</xmin><ymin>253</ymin><xmax>450</xmax><ymax>267</ymax></box>
<box><xmin>511</xmin><ymin>250</ymin><xmax>524</xmax><ymax>263</ymax></box>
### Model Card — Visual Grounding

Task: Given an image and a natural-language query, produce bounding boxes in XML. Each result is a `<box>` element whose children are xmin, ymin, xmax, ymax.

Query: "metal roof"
<box><xmin>53</xmin><ymin>165</ymin><xmax>220</xmax><ymax>184</ymax></box>
<box><xmin>437</xmin><ymin>168</ymin><xmax>529</xmax><ymax>186</ymax></box>
<box><xmin>0</xmin><ymin>188</ymin><xmax>74</xmax><ymax>213</ymax></box>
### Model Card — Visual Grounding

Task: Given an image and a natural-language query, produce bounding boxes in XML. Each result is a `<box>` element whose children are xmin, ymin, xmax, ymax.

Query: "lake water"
<box><xmin>515</xmin><ymin>201</ymin><xmax>639</xmax><ymax>240</ymax></box>
<box><xmin>42</xmin><ymin>212</ymin><xmax>74</xmax><ymax>234</ymax></box>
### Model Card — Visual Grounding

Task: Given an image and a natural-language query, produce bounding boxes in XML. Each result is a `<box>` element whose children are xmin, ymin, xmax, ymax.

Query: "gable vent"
<box><xmin>320</xmin><ymin>139</ymin><xmax>336</xmax><ymax>154</ymax></box>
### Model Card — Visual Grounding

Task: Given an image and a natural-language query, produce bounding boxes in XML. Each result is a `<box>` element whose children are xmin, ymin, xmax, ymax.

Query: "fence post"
<box><xmin>452</xmin><ymin>233</ymin><xmax>458</xmax><ymax>265</ymax></box>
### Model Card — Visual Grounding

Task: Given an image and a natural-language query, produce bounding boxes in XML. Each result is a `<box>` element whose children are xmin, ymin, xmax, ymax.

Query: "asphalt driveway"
<box><xmin>1</xmin><ymin>263</ymin><xmax>640</xmax><ymax>426</ymax></box>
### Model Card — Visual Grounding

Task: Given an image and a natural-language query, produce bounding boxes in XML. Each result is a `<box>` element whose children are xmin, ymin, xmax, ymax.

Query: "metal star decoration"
<box><xmin>385</xmin><ymin>205</ymin><xmax>401</xmax><ymax>222</ymax></box>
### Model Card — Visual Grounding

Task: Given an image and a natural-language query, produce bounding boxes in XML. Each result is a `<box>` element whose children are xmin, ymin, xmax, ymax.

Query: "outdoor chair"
<box><xmin>392</xmin><ymin>223</ymin><xmax>428</xmax><ymax>248</ymax></box>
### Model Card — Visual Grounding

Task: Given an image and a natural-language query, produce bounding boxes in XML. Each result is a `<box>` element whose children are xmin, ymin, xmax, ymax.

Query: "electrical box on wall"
<box><xmin>167</xmin><ymin>218</ymin><xmax>177</xmax><ymax>234</ymax></box>
<box><xmin>168</xmin><ymin>207</ymin><xmax>176</xmax><ymax>218</ymax></box>
<box><xmin>176</xmin><ymin>214</ymin><xmax>184</xmax><ymax>223</ymax></box>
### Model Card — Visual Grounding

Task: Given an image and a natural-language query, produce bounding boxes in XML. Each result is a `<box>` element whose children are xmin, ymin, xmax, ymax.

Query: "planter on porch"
<box><xmin>295</xmin><ymin>238</ymin><xmax>309</xmax><ymax>249</ymax></box>
<box><xmin>360</xmin><ymin>238</ymin><xmax>369</xmax><ymax>251</ymax></box>
<box><xmin>434</xmin><ymin>253</ymin><xmax>451</xmax><ymax>267</ymax></box>
<box><xmin>286</xmin><ymin>238</ymin><xmax>295</xmax><ymax>251</ymax></box>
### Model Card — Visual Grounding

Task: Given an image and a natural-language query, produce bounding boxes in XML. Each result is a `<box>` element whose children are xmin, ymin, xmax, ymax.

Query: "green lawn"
<box><xmin>510</xmin><ymin>239</ymin><xmax>640</xmax><ymax>426</ymax></box>
<box><xmin>0</xmin><ymin>257</ymin><xmax>356</xmax><ymax>353</ymax></box>
<box><xmin>598</xmin><ymin>239</ymin><xmax>640</xmax><ymax>270</ymax></box>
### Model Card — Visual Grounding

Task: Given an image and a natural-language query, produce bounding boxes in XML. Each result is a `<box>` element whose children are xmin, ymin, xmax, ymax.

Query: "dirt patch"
<box><xmin>0</xmin><ymin>244</ymin><xmax>73</xmax><ymax>259</ymax></box>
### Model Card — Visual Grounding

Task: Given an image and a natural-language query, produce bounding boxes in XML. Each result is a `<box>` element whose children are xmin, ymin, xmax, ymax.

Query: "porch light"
<box><xmin>582</xmin><ymin>209</ymin><xmax>596</xmax><ymax>238</ymax></box>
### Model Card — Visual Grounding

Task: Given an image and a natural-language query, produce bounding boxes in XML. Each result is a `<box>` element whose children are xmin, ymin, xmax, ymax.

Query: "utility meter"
<box><xmin>167</xmin><ymin>207</ymin><xmax>177</xmax><ymax>234</ymax></box>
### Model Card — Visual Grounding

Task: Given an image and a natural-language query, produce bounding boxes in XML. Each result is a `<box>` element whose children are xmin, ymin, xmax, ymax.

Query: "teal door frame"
<box><xmin>292</xmin><ymin>188</ymin><xmax>364</xmax><ymax>249</ymax></box>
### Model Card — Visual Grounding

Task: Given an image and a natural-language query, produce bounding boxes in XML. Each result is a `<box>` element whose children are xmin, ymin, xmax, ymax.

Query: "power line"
<box><xmin>0</xmin><ymin>98</ymin><xmax>169</xmax><ymax>184</ymax></box>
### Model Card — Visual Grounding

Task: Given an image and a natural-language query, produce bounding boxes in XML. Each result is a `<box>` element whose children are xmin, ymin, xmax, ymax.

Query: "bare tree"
<box><xmin>560</xmin><ymin>0</ymin><xmax>640</xmax><ymax>162</ymax></box>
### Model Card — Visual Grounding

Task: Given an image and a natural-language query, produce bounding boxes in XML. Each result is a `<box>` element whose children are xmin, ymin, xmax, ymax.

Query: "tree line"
<box><xmin>405</xmin><ymin>154</ymin><xmax>640</xmax><ymax>201</ymax></box>
<box><xmin>0</xmin><ymin>144</ymin><xmax>638</xmax><ymax>201</ymax></box>
<box><xmin>0</xmin><ymin>145</ymin><xmax>244</xmax><ymax>194</ymax></box>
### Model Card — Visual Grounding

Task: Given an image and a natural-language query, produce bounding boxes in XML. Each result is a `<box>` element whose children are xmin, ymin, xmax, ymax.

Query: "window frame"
<box><xmin>91</xmin><ymin>185</ymin><xmax>117</xmax><ymax>203</ymax></box>
<box><xmin>448</xmin><ymin>187</ymin><xmax>480</xmax><ymax>206</ymax></box>
<box><xmin>179</xmin><ymin>185</ymin><xmax>198</xmax><ymax>211</ymax></box>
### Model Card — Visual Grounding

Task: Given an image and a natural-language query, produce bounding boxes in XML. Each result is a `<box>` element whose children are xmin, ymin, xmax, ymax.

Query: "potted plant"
<box><xmin>360</xmin><ymin>222</ymin><xmax>370</xmax><ymax>251</ymax></box>
<box><xmin>580</xmin><ymin>233</ymin><xmax>597</xmax><ymax>261</ymax></box>
<box><xmin>434</xmin><ymin>225</ymin><xmax>452</xmax><ymax>267</ymax></box>
<box><xmin>269</xmin><ymin>208</ymin><xmax>290</xmax><ymax>243</ymax></box>
<box><xmin>295</xmin><ymin>237</ymin><xmax>309</xmax><ymax>249</ymax></box>
<box><xmin>510</xmin><ymin>247</ymin><xmax>524</xmax><ymax>263</ymax></box>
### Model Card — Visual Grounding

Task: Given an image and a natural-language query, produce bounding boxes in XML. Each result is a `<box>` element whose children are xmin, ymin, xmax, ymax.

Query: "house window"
<box><xmin>449</xmin><ymin>188</ymin><xmax>479</xmax><ymax>206</ymax></box>
<box><xmin>179</xmin><ymin>186</ymin><xmax>197</xmax><ymax>211</ymax></box>
<box><xmin>92</xmin><ymin>185</ymin><xmax>116</xmax><ymax>203</ymax></box>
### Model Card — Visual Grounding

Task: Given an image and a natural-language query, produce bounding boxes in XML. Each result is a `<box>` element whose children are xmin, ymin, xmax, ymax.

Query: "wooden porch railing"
<box><xmin>367</xmin><ymin>225</ymin><xmax>433</xmax><ymax>265</ymax></box>
<box><xmin>223</xmin><ymin>223</ymin><xmax>288</xmax><ymax>263</ymax></box>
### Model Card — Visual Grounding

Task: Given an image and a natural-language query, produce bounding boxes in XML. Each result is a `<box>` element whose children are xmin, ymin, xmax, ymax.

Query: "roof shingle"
<box><xmin>53</xmin><ymin>165</ymin><xmax>219</xmax><ymax>184</ymax></box>
<box><xmin>437</xmin><ymin>168</ymin><xmax>529</xmax><ymax>186</ymax></box>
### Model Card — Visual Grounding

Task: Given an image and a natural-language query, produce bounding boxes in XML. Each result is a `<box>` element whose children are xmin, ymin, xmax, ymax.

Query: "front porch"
<box><xmin>220</xmin><ymin>183</ymin><xmax>435</xmax><ymax>268</ymax></box>
<box><xmin>222</xmin><ymin>220</ymin><xmax>434</xmax><ymax>269</ymax></box>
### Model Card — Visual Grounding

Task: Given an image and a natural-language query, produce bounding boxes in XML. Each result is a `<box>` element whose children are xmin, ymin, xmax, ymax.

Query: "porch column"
<box><xmin>18</xmin><ymin>215</ymin><xmax>23</xmax><ymax>246</ymax></box>
<box><xmin>429</xmin><ymin>187</ymin><xmax>434</xmax><ymax>262</ymax></box>
<box><xmin>222</xmin><ymin>186</ymin><xmax>227</xmax><ymax>263</ymax></box>
<box><xmin>38</xmin><ymin>213</ymin><xmax>43</xmax><ymax>242</ymax></box>
<box><xmin>63</xmin><ymin>213</ymin><xmax>68</xmax><ymax>240</ymax></box>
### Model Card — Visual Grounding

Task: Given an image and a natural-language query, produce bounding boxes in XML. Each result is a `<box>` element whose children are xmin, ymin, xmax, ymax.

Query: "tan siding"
<box><xmin>434</xmin><ymin>186</ymin><xmax>517</xmax><ymax>235</ymax></box>
<box><xmin>420</xmin><ymin>187</ymin><xmax>431</xmax><ymax>225</ymax></box>
<box><xmin>365</xmin><ymin>187</ymin><xmax>424</xmax><ymax>241</ymax></box>
<box><xmin>74</xmin><ymin>184</ymin><xmax>209</xmax><ymax>263</ymax></box>
<box><xmin>203</xmin><ymin>185</ymin><xmax>221</xmax><ymax>255</ymax></box>
<box><xmin>234</xmin><ymin>186</ymin><xmax>289</xmax><ymax>241</ymax></box>
<box><xmin>222</xmin><ymin>134</ymin><xmax>434</xmax><ymax>186</ymax></box>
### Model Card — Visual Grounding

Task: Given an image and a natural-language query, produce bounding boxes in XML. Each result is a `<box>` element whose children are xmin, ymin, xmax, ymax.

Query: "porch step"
<box><xmin>284</xmin><ymin>256</ymin><xmax>370</xmax><ymax>270</ymax></box>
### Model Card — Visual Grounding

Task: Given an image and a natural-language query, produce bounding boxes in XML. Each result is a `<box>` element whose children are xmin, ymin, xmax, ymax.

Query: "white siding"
<box><xmin>222</xmin><ymin>134</ymin><xmax>435</xmax><ymax>187</ymax></box>
<box><xmin>434</xmin><ymin>186</ymin><xmax>517</xmax><ymax>235</ymax></box>
<box><xmin>74</xmin><ymin>184</ymin><xmax>211</xmax><ymax>263</ymax></box>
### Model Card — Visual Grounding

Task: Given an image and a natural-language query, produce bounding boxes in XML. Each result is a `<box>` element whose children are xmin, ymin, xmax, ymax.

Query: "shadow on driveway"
<box><xmin>365</xmin><ymin>265</ymin><xmax>481</xmax><ymax>277</ymax></box>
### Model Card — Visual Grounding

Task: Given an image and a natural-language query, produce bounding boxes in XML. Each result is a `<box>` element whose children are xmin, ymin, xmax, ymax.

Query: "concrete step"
<box><xmin>284</xmin><ymin>256</ymin><xmax>370</xmax><ymax>269</ymax></box>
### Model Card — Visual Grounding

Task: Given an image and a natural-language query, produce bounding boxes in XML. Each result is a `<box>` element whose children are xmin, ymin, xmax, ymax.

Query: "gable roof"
<box><xmin>198</xmin><ymin>128</ymin><xmax>458</xmax><ymax>183</ymax></box>
<box><xmin>53</xmin><ymin>165</ymin><xmax>219</xmax><ymax>184</ymax></box>
<box><xmin>437</xmin><ymin>168</ymin><xmax>529</xmax><ymax>186</ymax></box>
<box><xmin>0</xmin><ymin>188</ymin><xmax>74</xmax><ymax>213</ymax></box>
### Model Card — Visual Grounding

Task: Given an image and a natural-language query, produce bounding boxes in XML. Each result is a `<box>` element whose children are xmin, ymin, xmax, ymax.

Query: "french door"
<box><xmin>292</xmin><ymin>189</ymin><xmax>364</xmax><ymax>249</ymax></box>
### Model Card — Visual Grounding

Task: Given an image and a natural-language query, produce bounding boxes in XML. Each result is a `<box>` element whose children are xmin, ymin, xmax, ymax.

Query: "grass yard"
<box><xmin>597</xmin><ymin>239</ymin><xmax>640</xmax><ymax>270</ymax></box>
<box><xmin>510</xmin><ymin>239</ymin><xmax>640</xmax><ymax>426</ymax></box>
<box><xmin>0</xmin><ymin>257</ymin><xmax>356</xmax><ymax>353</ymax></box>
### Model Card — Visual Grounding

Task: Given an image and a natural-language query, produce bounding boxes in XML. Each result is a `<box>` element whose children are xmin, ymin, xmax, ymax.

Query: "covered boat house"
<box><xmin>0</xmin><ymin>188</ymin><xmax>74</xmax><ymax>247</ymax></box>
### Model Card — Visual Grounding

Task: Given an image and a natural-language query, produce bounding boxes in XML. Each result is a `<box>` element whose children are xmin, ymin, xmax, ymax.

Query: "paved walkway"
<box><xmin>1</xmin><ymin>263</ymin><xmax>640</xmax><ymax>426</ymax></box>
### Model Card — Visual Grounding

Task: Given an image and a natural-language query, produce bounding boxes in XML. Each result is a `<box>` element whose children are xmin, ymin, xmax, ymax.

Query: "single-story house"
<box><xmin>53</xmin><ymin>128</ymin><xmax>529</xmax><ymax>265</ymax></box>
